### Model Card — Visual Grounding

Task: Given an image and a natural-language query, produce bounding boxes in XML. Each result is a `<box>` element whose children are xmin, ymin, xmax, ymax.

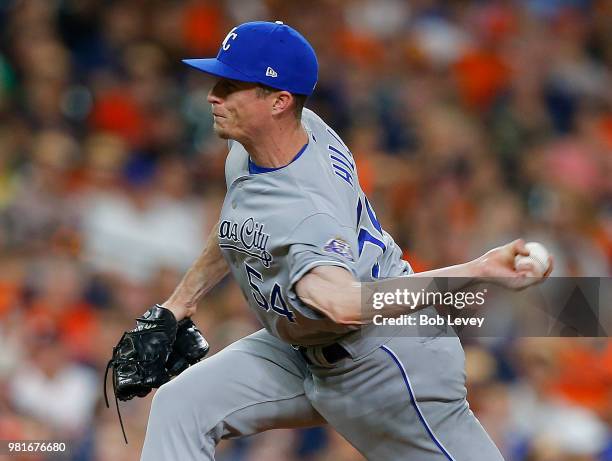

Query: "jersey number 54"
<box><xmin>244</xmin><ymin>263</ymin><xmax>296</xmax><ymax>322</ymax></box>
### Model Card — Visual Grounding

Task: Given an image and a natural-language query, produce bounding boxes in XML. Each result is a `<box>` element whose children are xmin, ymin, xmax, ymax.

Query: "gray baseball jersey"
<box><xmin>142</xmin><ymin>108</ymin><xmax>505</xmax><ymax>461</ymax></box>
<box><xmin>219</xmin><ymin>108</ymin><xmax>411</xmax><ymax>346</ymax></box>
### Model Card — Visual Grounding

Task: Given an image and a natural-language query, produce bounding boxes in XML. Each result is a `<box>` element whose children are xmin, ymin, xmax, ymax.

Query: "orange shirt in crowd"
<box><xmin>550</xmin><ymin>341</ymin><xmax>612</xmax><ymax>417</ymax></box>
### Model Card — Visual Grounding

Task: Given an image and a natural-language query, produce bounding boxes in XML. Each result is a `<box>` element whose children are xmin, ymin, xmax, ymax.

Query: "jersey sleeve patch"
<box><xmin>323</xmin><ymin>238</ymin><xmax>354</xmax><ymax>262</ymax></box>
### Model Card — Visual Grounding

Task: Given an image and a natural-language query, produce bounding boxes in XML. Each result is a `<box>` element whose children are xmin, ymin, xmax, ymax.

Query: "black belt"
<box><xmin>298</xmin><ymin>343</ymin><xmax>350</xmax><ymax>365</ymax></box>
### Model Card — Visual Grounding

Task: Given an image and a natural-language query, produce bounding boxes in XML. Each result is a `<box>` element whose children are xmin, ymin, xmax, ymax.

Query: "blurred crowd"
<box><xmin>0</xmin><ymin>0</ymin><xmax>611</xmax><ymax>460</ymax></box>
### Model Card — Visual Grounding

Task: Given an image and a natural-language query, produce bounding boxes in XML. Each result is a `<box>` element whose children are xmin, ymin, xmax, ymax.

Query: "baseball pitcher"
<box><xmin>106</xmin><ymin>21</ymin><xmax>552</xmax><ymax>461</ymax></box>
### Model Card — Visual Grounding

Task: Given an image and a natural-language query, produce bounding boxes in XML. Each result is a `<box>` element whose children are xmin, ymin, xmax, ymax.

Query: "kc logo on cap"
<box><xmin>221</xmin><ymin>27</ymin><xmax>238</xmax><ymax>51</ymax></box>
<box><xmin>182</xmin><ymin>21</ymin><xmax>318</xmax><ymax>96</ymax></box>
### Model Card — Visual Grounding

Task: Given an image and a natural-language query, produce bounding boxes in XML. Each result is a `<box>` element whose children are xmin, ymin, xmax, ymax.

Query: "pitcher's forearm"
<box><xmin>162</xmin><ymin>222</ymin><xmax>229</xmax><ymax>319</ymax></box>
<box><xmin>297</xmin><ymin>239</ymin><xmax>550</xmax><ymax>325</ymax></box>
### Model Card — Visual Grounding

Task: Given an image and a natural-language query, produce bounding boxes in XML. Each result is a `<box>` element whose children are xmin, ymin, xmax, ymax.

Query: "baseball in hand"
<box><xmin>514</xmin><ymin>242</ymin><xmax>551</xmax><ymax>277</ymax></box>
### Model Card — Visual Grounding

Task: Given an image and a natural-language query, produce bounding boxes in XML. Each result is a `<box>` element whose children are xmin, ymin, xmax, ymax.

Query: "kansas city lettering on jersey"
<box><xmin>219</xmin><ymin>217</ymin><xmax>273</xmax><ymax>267</ymax></box>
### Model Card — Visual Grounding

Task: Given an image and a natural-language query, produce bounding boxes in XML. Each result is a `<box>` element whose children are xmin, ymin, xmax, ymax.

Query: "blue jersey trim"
<box><xmin>380</xmin><ymin>345</ymin><xmax>457</xmax><ymax>461</ymax></box>
<box><xmin>248</xmin><ymin>142</ymin><xmax>309</xmax><ymax>174</ymax></box>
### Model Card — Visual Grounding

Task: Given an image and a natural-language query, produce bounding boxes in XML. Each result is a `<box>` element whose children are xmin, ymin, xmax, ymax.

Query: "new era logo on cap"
<box><xmin>181</xmin><ymin>21</ymin><xmax>318</xmax><ymax>96</ymax></box>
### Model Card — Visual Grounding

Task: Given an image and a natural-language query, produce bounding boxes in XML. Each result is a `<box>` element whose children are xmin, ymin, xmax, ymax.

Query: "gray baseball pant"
<box><xmin>140</xmin><ymin>328</ymin><xmax>505</xmax><ymax>460</ymax></box>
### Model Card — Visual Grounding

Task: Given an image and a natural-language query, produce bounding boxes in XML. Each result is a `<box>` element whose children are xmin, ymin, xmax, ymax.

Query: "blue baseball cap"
<box><xmin>182</xmin><ymin>21</ymin><xmax>318</xmax><ymax>96</ymax></box>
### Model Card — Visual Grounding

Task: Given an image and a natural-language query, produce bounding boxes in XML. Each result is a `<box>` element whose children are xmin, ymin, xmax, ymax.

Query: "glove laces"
<box><xmin>104</xmin><ymin>335</ymin><xmax>129</xmax><ymax>444</ymax></box>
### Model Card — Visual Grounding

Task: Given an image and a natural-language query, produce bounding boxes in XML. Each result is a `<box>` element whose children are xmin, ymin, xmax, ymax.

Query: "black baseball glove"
<box><xmin>105</xmin><ymin>305</ymin><xmax>177</xmax><ymax>402</ymax></box>
<box><xmin>104</xmin><ymin>305</ymin><xmax>209</xmax><ymax>443</ymax></box>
